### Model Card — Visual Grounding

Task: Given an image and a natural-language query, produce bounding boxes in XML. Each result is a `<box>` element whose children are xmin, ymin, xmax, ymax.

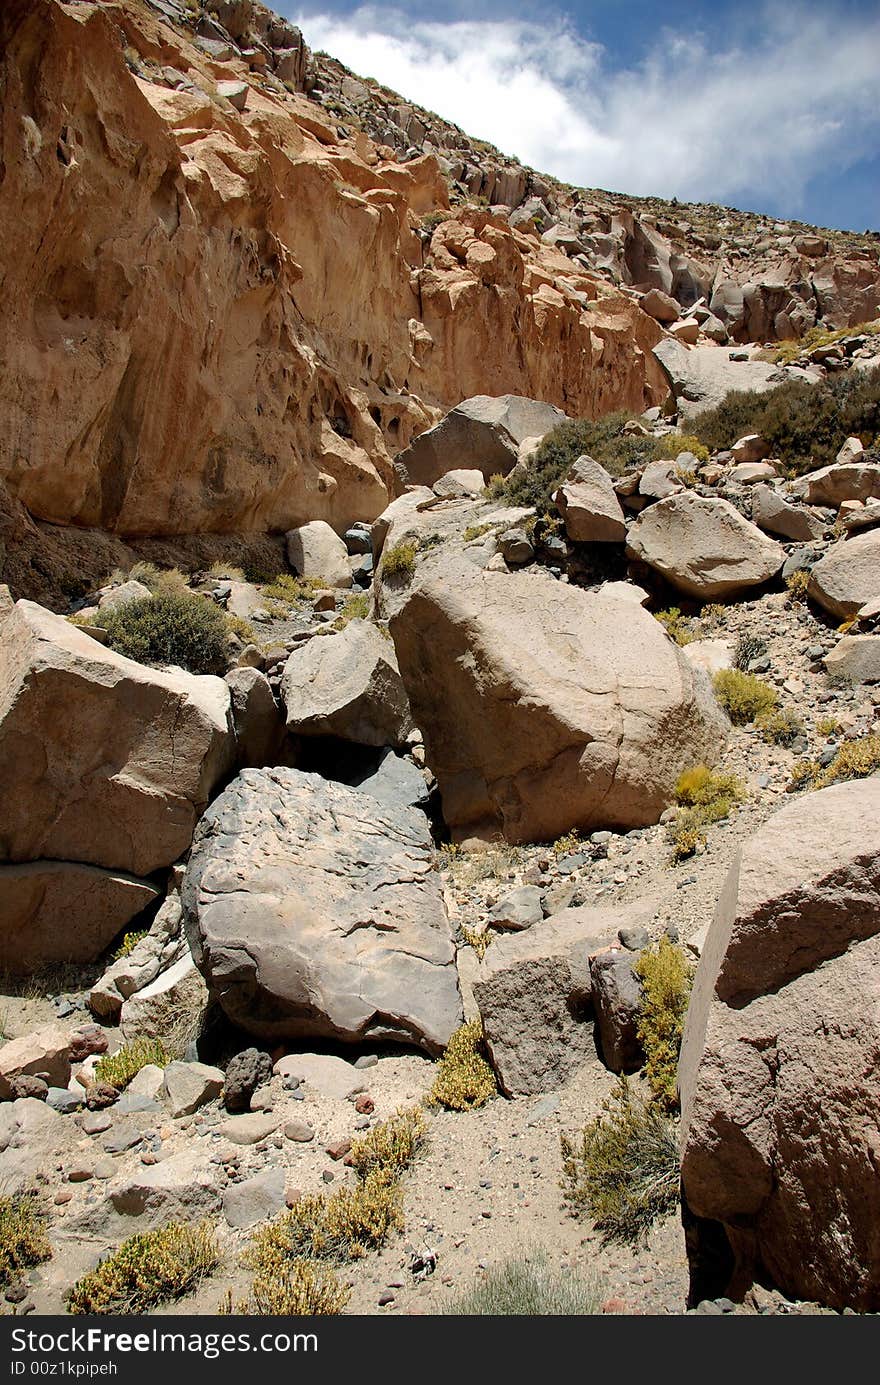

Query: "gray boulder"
<box><xmin>395</xmin><ymin>395</ymin><xmax>566</xmax><ymax>488</ymax></box>
<box><xmin>281</xmin><ymin>619</ymin><xmax>412</xmax><ymax>748</ymax></box>
<box><xmin>590</xmin><ymin>950</ymin><xmax>644</xmax><ymax>1073</ymax></box>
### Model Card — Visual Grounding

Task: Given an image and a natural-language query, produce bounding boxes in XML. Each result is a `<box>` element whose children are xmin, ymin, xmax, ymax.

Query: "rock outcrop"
<box><xmin>808</xmin><ymin>530</ymin><xmax>880</xmax><ymax>619</ymax></box>
<box><xmin>679</xmin><ymin>778</ymin><xmax>880</xmax><ymax>1311</ymax></box>
<box><xmin>394</xmin><ymin>395</ymin><xmax>566</xmax><ymax>489</ymax></box>
<box><xmin>182</xmin><ymin>767</ymin><xmax>463</xmax><ymax>1051</ymax></box>
<box><xmin>389</xmin><ymin>557</ymin><xmax>727</xmax><ymax>843</ymax></box>
<box><xmin>626</xmin><ymin>493</ymin><xmax>785</xmax><ymax>599</ymax></box>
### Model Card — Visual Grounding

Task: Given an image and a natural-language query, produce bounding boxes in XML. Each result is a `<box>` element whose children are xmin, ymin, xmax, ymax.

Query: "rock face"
<box><xmin>750</xmin><ymin>484</ymin><xmax>824</xmax><ymax>543</ymax></box>
<box><xmin>0</xmin><ymin>602</ymin><xmax>233</xmax><ymax>880</ymax></box>
<box><xmin>626</xmin><ymin>493</ymin><xmax>784</xmax><ymax>599</ymax></box>
<box><xmin>182</xmin><ymin>768</ymin><xmax>463</xmax><ymax>1052</ymax></box>
<box><xmin>0</xmin><ymin>0</ymin><xmax>667</xmax><ymax>583</ymax></box>
<box><xmin>394</xmin><ymin>395</ymin><xmax>567</xmax><ymax>488</ymax></box>
<box><xmin>554</xmin><ymin>457</ymin><xmax>627</xmax><ymax>543</ymax></box>
<box><xmin>0</xmin><ymin>864</ymin><xmax>159</xmax><ymax>973</ymax></box>
<box><xmin>590</xmin><ymin>950</ymin><xmax>644</xmax><ymax>1073</ymax></box>
<box><xmin>652</xmin><ymin>340</ymin><xmax>819</xmax><ymax>418</ymax></box>
<box><xmin>281</xmin><ymin>619</ymin><xmax>412</xmax><ymax>747</ymax></box>
<box><xmin>679</xmin><ymin>779</ymin><xmax>880</xmax><ymax>1311</ymax></box>
<box><xmin>800</xmin><ymin>461</ymin><xmax>880</xmax><ymax>507</ymax></box>
<box><xmin>823</xmin><ymin>634</ymin><xmax>880</xmax><ymax>683</ymax></box>
<box><xmin>808</xmin><ymin>530</ymin><xmax>880</xmax><ymax>619</ymax></box>
<box><xmin>389</xmin><ymin>557</ymin><xmax>726</xmax><ymax>843</ymax></box>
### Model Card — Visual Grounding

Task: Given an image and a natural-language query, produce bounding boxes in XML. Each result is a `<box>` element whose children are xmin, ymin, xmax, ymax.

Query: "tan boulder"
<box><xmin>823</xmin><ymin>634</ymin><xmax>880</xmax><ymax>683</ymax></box>
<box><xmin>554</xmin><ymin>456</ymin><xmax>627</xmax><ymax>542</ymax></box>
<box><xmin>0</xmin><ymin>1024</ymin><xmax>72</xmax><ymax>1098</ymax></box>
<box><xmin>668</xmin><ymin>317</ymin><xmax>700</xmax><ymax>344</ymax></box>
<box><xmin>285</xmin><ymin>521</ymin><xmax>351</xmax><ymax>589</ymax></box>
<box><xmin>388</xmin><ymin>557</ymin><xmax>727</xmax><ymax>843</ymax></box>
<box><xmin>751</xmin><ymin>484</ymin><xmax>824</xmax><ymax>542</ymax></box>
<box><xmin>640</xmin><ymin>289</ymin><xmax>680</xmax><ymax>323</ymax></box>
<box><xmin>0</xmin><ymin>863</ymin><xmax>159</xmax><ymax>974</ymax></box>
<box><xmin>800</xmin><ymin>461</ymin><xmax>880</xmax><ymax>507</ymax></box>
<box><xmin>728</xmin><ymin>461</ymin><xmax>777</xmax><ymax>485</ymax></box>
<box><xmin>679</xmin><ymin>778</ymin><xmax>880</xmax><ymax>1311</ymax></box>
<box><xmin>808</xmin><ymin>529</ymin><xmax>880</xmax><ymax>619</ymax></box>
<box><xmin>626</xmin><ymin>493</ymin><xmax>784</xmax><ymax>599</ymax></box>
<box><xmin>225</xmin><ymin>666</ymin><xmax>284</xmax><ymax>768</ymax></box>
<box><xmin>729</xmin><ymin>434</ymin><xmax>768</xmax><ymax>464</ymax></box>
<box><xmin>0</xmin><ymin>602</ymin><xmax>233</xmax><ymax>877</ymax></box>
<box><xmin>394</xmin><ymin>395</ymin><xmax>567</xmax><ymax>489</ymax></box>
<box><xmin>281</xmin><ymin>619</ymin><xmax>412</xmax><ymax>747</ymax></box>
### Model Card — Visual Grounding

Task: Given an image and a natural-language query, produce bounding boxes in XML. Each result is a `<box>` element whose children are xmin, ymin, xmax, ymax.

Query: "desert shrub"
<box><xmin>111</xmin><ymin>928</ymin><xmax>147</xmax><ymax>961</ymax></box>
<box><xmin>0</xmin><ymin>1195</ymin><xmax>51</xmax><ymax>1288</ymax></box>
<box><xmin>460</xmin><ymin>924</ymin><xmax>492</xmax><ymax>960</ymax></box>
<box><xmin>788</xmin><ymin>759</ymin><xmax>821</xmax><ymax>791</ymax></box>
<box><xmin>700</xmin><ymin>602</ymin><xmax>726</xmax><ymax>624</ymax></box>
<box><xmin>100</xmin><ymin>592</ymin><xmax>229</xmax><ymax>675</ymax></box>
<box><xmin>381</xmin><ymin>540</ymin><xmax>418</xmax><ymax>577</ymax></box>
<box><xmin>421</xmin><ymin>210</ymin><xmax>450</xmax><ymax>234</ymax></box>
<box><xmin>446</xmin><ymin>1250</ymin><xmax>602</xmax><ymax>1316</ymax></box>
<box><xmin>758</xmin><ymin>708</ymin><xmax>804</xmax><ymax>746</ymax></box>
<box><xmin>691</xmin><ymin>365</ymin><xmax>880</xmax><ymax>474</ymax></box>
<box><xmin>94</xmin><ymin>1037</ymin><xmax>168</xmax><ymax>1090</ymax></box>
<box><xmin>127</xmin><ymin>561</ymin><xmax>189</xmax><ymax>594</ymax></box>
<box><xmin>560</xmin><ymin>1079</ymin><xmax>680</xmax><ymax>1245</ymax></box>
<box><xmin>333</xmin><ymin>593</ymin><xmax>370</xmax><ymax>628</ymax></box>
<box><xmin>667</xmin><ymin>807</ymin><xmax>708</xmax><ymax>862</ymax></box>
<box><xmin>552</xmin><ymin>828</ymin><xmax>583</xmax><ymax>857</ymax></box>
<box><xmin>733</xmin><ymin>632</ymin><xmax>768</xmax><ymax>670</ymax></box>
<box><xmin>816</xmin><ymin>715</ymin><xmax>841</xmax><ymax>737</ymax></box>
<box><xmin>785</xmin><ymin>569</ymin><xmax>811</xmax><ymax>602</ymax></box>
<box><xmin>224</xmin><ymin>1258</ymin><xmax>349</xmax><ymax>1316</ymax></box>
<box><xmin>246</xmin><ymin>1168</ymin><xmax>402</xmax><ymax>1264</ymax></box>
<box><xmin>812</xmin><ymin>733</ymin><xmax>880</xmax><ymax>789</ymax></box>
<box><xmin>675</xmin><ymin>764</ymin><xmax>744</xmax><ymax>820</ymax></box>
<box><xmin>770</xmin><ymin>318</ymin><xmax>880</xmax><ymax>365</ymax></box>
<box><xmin>260</xmin><ymin>574</ymin><xmax>322</xmax><ymax>605</ymax></box>
<box><xmin>67</xmin><ymin>1221</ymin><xmax>218</xmax><ymax>1315</ymax></box>
<box><xmin>428</xmin><ymin>1021</ymin><xmax>497</xmax><ymax>1111</ymax></box>
<box><xmin>347</xmin><ymin>1108</ymin><xmax>427</xmax><ymax>1181</ymax></box>
<box><xmin>207</xmin><ymin>562</ymin><xmax>246</xmax><ymax>582</ymax></box>
<box><xmin>655</xmin><ymin>607</ymin><xmax>696</xmax><ymax>646</ymax></box>
<box><xmin>224</xmin><ymin>612</ymin><xmax>255</xmax><ymax>644</ymax></box>
<box><xmin>463</xmin><ymin>521</ymin><xmax>500</xmax><ymax>542</ymax></box>
<box><xmin>635</xmin><ymin>938</ymin><xmax>694</xmax><ymax>1111</ymax></box>
<box><xmin>713</xmin><ymin>669</ymin><xmax>778</xmax><ymax>725</ymax></box>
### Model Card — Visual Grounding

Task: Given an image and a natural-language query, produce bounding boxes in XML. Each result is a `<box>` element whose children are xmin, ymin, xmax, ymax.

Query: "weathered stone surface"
<box><xmin>225</xmin><ymin>667</ymin><xmax>284</xmax><ymax>769</ymax></box>
<box><xmin>346</xmin><ymin>749</ymin><xmax>429</xmax><ymax>813</ymax></box>
<box><xmin>96</xmin><ymin>579</ymin><xmax>152</xmax><ymax>611</ymax></box>
<box><xmin>640</xmin><ymin>288</ymin><xmax>680</xmax><ymax>323</ymax></box>
<box><xmin>681</xmin><ymin>638</ymin><xmax>733</xmax><ymax>677</ymax></box>
<box><xmin>653</xmin><ymin>340</ymin><xmax>817</xmax><ymax>418</ymax></box>
<box><xmin>285</xmin><ymin>521</ymin><xmax>352</xmax><ymax>589</ymax></box>
<box><xmin>104</xmin><ymin>1151</ymin><xmax>221</xmax><ymax>1226</ymax></box>
<box><xmin>0</xmin><ymin>1098</ymin><xmax>65</xmax><ymax>1193</ymax></box>
<box><xmin>0</xmin><ymin>602</ymin><xmax>233</xmax><ymax>877</ymax></box>
<box><xmin>554</xmin><ymin>456</ymin><xmax>627</xmax><ymax>543</ymax></box>
<box><xmin>120</xmin><ymin>949</ymin><xmax>208</xmax><ymax>1044</ymax></box>
<box><xmin>626</xmin><ymin>493</ymin><xmax>784</xmax><ymax>599</ymax></box>
<box><xmin>486</xmin><ymin>886</ymin><xmax>545</xmax><ymax>932</ymax></box>
<box><xmin>224</xmin><ymin>1048</ymin><xmax>273</xmax><ymax>1113</ymax></box>
<box><xmin>751</xmin><ymin>484</ymin><xmax>824</xmax><ymax>542</ymax></box>
<box><xmin>389</xmin><ymin>558</ymin><xmax>726</xmax><ymax>843</ymax></box>
<box><xmin>217</xmin><ymin>1112</ymin><xmax>282</xmax><ymax>1145</ymax></box>
<box><xmin>823</xmin><ymin>634</ymin><xmax>880</xmax><ymax>683</ymax></box>
<box><xmin>161</xmin><ymin>1061</ymin><xmax>224</xmax><ymax>1118</ymax></box>
<box><xmin>0</xmin><ymin>1025</ymin><xmax>72</xmax><ymax>1099</ymax></box>
<box><xmin>0</xmin><ymin>863</ymin><xmax>159</xmax><ymax>973</ymax></box>
<box><xmin>432</xmin><ymin>469</ymin><xmax>485</xmax><ymax>498</ymax></box>
<box><xmin>808</xmin><ymin>530</ymin><xmax>880</xmax><ymax>619</ymax></box>
<box><xmin>679</xmin><ymin>778</ymin><xmax>880</xmax><ymax>1311</ymax></box>
<box><xmin>729</xmin><ymin>434</ymin><xmax>768</xmax><ymax>464</ymax></box>
<box><xmin>273</xmin><ymin>1052</ymin><xmax>367</xmax><ymax>1101</ymax></box>
<box><xmin>90</xmin><ymin>892</ymin><xmax>184</xmax><ymax>1021</ymax></box>
<box><xmin>281</xmin><ymin>619</ymin><xmax>411</xmax><ymax>747</ymax></box>
<box><xmin>183</xmin><ymin>768</ymin><xmax>463</xmax><ymax>1052</ymax></box>
<box><xmin>223</xmin><ymin>1167</ymin><xmax>286</xmax><ymax>1228</ymax></box>
<box><xmin>590</xmin><ymin>950</ymin><xmax>644</xmax><ymax>1073</ymax></box>
<box><xmin>800</xmin><ymin>462</ymin><xmax>880</xmax><ymax>508</ymax></box>
<box><xmin>395</xmin><ymin>395</ymin><xmax>567</xmax><ymax>488</ymax></box>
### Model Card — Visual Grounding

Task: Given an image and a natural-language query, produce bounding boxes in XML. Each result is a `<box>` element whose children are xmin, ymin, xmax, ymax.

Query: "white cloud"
<box><xmin>289</xmin><ymin>3</ymin><xmax>880</xmax><ymax>212</ymax></box>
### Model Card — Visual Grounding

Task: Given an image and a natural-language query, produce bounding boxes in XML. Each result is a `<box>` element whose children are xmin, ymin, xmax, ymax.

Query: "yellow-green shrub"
<box><xmin>381</xmin><ymin>541</ymin><xmax>418</xmax><ymax>577</ymax></box>
<box><xmin>347</xmin><ymin>1108</ymin><xmax>427</xmax><ymax>1181</ymax></box>
<box><xmin>248</xmin><ymin>1169</ymin><xmax>402</xmax><ymax>1264</ymax></box>
<box><xmin>225</xmin><ymin>1258</ymin><xmax>349</xmax><ymax>1316</ymax></box>
<box><xmin>635</xmin><ymin>938</ymin><xmax>694</xmax><ymax>1111</ymax></box>
<box><xmin>713</xmin><ymin>669</ymin><xmax>778</xmax><ymax>724</ymax></box>
<box><xmin>428</xmin><ymin>1021</ymin><xmax>497</xmax><ymax>1111</ymax></box>
<box><xmin>813</xmin><ymin>733</ymin><xmax>880</xmax><ymax>789</ymax></box>
<box><xmin>0</xmin><ymin>1195</ymin><xmax>51</xmax><ymax>1288</ymax></box>
<box><xmin>94</xmin><ymin>1037</ymin><xmax>168</xmax><ymax>1091</ymax></box>
<box><xmin>100</xmin><ymin>592</ymin><xmax>229</xmax><ymax>675</ymax></box>
<box><xmin>66</xmin><ymin>1221</ymin><xmax>219</xmax><ymax>1314</ymax></box>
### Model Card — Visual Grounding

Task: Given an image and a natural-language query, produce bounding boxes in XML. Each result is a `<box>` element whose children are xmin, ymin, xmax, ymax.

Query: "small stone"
<box><xmin>283</xmin><ymin>1120</ymin><xmax>315</xmax><ymax>1143</ymax></box>
<box><xmin>378</xmin><ymin>1291</ymin><xmax>395</xmax><ymax>1306</ymax></box>
<box><xmin>354</xmin><ymin>1094</ymin><xmax>374</xmax><ymax>1115</ymax></box>
<box><xmin>79</xmin><ymin>1111</ymin><xmax>113</xmax><ymax>1135</ymax></box>
<box><xmin>93</xmin><ymin>1160</ymin><xmax>116</xmax><ymax>1180</ymax></box>
<box><xmin>67</xmin><ymin>1167</ymin><xmax>93</xmax><ymax>1183</ymax></box>
<box><xmin>321</xmin><ymin>1170</ymin><xmax>335</xmax><ymax>1183</ymax></box>
<box><xmin>325</xmin><ymin>1138</ymin><xmax>352</xmax><ymax>1161</ymax></box>
<box><xmin>618</xmin><ymin>924</ymin><xmax>649</xmax><ymax>951</ymax></box>
<box><xmin>54</xmin><ymin>1190</ymin><xmax>73</xmax><ymax>1205</ymax></box>
<box><xmin>354</xmin><ymin>1055</ymin><xmax>378</xmax><ymax>1069</ymax></box>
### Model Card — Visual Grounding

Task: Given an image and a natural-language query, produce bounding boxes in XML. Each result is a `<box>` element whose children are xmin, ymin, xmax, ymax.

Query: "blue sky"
<box><xmin>283</xmin><ymin>1</ymin><xmax>880</xmax><ymax>231</ymax></box>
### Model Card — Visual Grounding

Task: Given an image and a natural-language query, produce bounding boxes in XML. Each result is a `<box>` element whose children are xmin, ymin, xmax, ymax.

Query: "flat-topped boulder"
<box><xmin>808</xmin><ymin>529</ymin><xmax>880</xmax><ymax>619</ymax></box>
<box><xmin>626</xmin><ymin>493</ymin><xmax>784</xmax><ymax>599</ymax></box>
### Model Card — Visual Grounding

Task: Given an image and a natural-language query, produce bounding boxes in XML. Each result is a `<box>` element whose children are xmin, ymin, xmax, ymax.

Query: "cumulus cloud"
<box><xmin>289</xmin><ymin>3</ymin><xmax>880</xmax><ymax>212</ymax></box>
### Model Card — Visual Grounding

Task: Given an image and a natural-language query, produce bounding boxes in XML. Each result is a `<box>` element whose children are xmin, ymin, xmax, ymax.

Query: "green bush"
<box><xmin>812</xmin><ymin>732</ymin><xmax>880</xmax><ymax>789</ymax></box>
<box><xmin>655</xmin><ymin>607</ymin><xmax>696</xmax><ymax>646</ymax></box>
<box><xmin>668</xmin><ymin>764</ymin><xmax>744</xmax><ymax>861</ymax></box>
<box><xmin>94</xmin><ymin>1037</ymin><xmax>168</xmax><ymax>1091</ymax></box>
<box><xmin>347</xmin><ymin>1107</ymin><xmax>427</xmax><ymax>1181</ymax></box>
<box><xmin>446</xmin><ymin>1250</ymin><xmax>602</xmax><ymax>1315</ymax></box>
<box><xmin>0</xmin><ymin>1194</ymin><xmax>51</xmax><ymax>1288</ymax></box>
<box><xmin>67</xmin><ymin>1221</ymin><xmax>219</xmax><ymax>1314</ymax></box>
<box><xmin>100</xmin><ymin>592</ymin><xmax>229</xmax><ymax>675</ymax></box>
<box><xmin>635</xmin><ymin>938</ymin><xmax>694</xmax><ymax>1111</ymax></box>
<box><xmin>381</xmin><ymin>540</ymin><xmax>418</xmax><ymax>577</ymax></box>
<box><xmin>225</xmin><ymin>1258</ymin><xmax>349</xmax><ymax>1316</ymax></box>
<box><xmin>691</xmin><ymin>364</ymin><xmax>880</xmax><ymax>474</ymax></box>
<box><xmin>428</xmin><ymin>1021</ymin><xmax>497</xmax><ymax>1111</ymax></box>
<box><xmin>560</xmin><ymin>1079</ymin><xmax>680</xmax><ymax>1245</ymax></box>
<box><xmin>713</xmin><ymin>669</ymin><xmax>778</xmax><ymax>724</ymax></box>
<box><xmin>260</xmin><ymin>574</ymin><xmax>323</xmax><ymax>606</ymax></box>
<box><xmin>332</xmin><ymin>593</ymin><xmax>370</xmax><ymax>628</ymax></box>
<box><xmin>733</xmin><ymin>632</ymin><xmax>768</xmax><ymax>671</ymax></box>
<box><xmin>758</xmin><ymin>708</ymin><xmax>804</xmax><ymax>746</ymax></box>
<box><xmin>246</xmin><ymin>1168</ymin><xmax>402</xmax><ymax>1264</ymax></box>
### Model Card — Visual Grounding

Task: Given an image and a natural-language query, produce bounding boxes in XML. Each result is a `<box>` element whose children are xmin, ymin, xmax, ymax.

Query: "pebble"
<box><xmin>354</xmin><ymin>1055</ymin><xmax>378</xmax><ymax>1069</ymax></box>
<box><xmin>283</xmin><ymin>1120</ymin><xmax>315</xmax><ymax>1143</ymax></box>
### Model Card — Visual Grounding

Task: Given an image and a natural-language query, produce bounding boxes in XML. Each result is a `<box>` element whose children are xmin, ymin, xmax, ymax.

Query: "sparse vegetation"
<box><xmin>788</xmin><ymin>759</ymin><xmax>822</xmax><ymax>791</ymax></box>
<box><xmin>733</xmin><ymin>632</ymin><xmax>768</xmax><ymax>670</ymax></box>
<box><xmin>260</xmin><ymin>574</ymin><xmax>323</xmax><ymax>606</ymax></box>
<box><xmin>446</xmin><ymin>1250</ymin><xmax>602</xmax><ymax>1316</ymax></box>
<box><xmin>816</xmin><ymin>715</ymin><xmax>841</xmax><ymax>737</ymax></box>
<box><xmin>460</xmin><ymin>924</ymin><xmax>492</xmax><ymax>960</ymax></box>
<box><xmin>100</xmin><ymin>591</ymin><xmax>229</xmax><ymax>675</ymax></box>
<box><xmin>126</xmin><ymin>561</ymin><xmax>189</xmax><ymax>594</ymax></box>
<box><xmin>667</xmin><ymin>807</ymin><xmax>709</xmax><ymax>861</ymax></box>
<box><xmin>635</xmin><ymin>938</ymin><xmax>694</xmax><ymax>1111</ymax></box>
<box><xmin>381</xmin><ymin>540</ymin><xmax>419</xmax><ymax>577</ymax></box>
<box><xmin>428</xmin><ymin>1021</ymin><xmax>497</xmax><ymax>1111</ymax></box>
<box><xmin>246</xmin><ymin>1168</ymin><xmax>402</xmax><ymax>1265</ymax></box>
<box><xmin>561</xmin><ymin>1079</ymin><xmax>680</xmax><ymax>1245</ymax></box>
<box><xmin>552</xmin><ymin>828</ymin><xmax>583</xmax><ymax>857</ymax></box>
<box><xmin>758</xmin><ymin>708</ymin><xmax>804</xmax><ymax>746</ymax></box>
<box><xmin>768</xmin><ymin>318</ymin><xmax>880</xmax><ymax>365</ymax></box>
<box><xmin>812</xmin><ymin>732</ymin><xmax>880</xmax><ymax>789</ymax></box>
<box><xmin>669</xmin><ymin>764</ymin><xmax>745</xmax><ymax>860</ymax></box>
<box><xmin>94</xmin><ymin>1037</ymin><xmax>168</xmax><ymax>1090</ymax></box>
<box><xmin>347</xmin><ymin>1108</ymin><xmax>427</xmax><ymax>1181</ymax></box>
<box><xmin>207</xmin><ymin>562</ymin><xmax>246</xmax><ymax>582</ymax></box>
<box><xmin>655</xmin><ymin>607</ymin><xmax>696</xmax><ymax>646</ymax></box>
<box><xmin>333</xmin><ymin>592</ymin><xmax>370</xmax><ymax>628</ymax></box>
<box><xmin>0</xmin><ymin>1195</ymin><xmax>51</xmax><ymax>1288</ymax></box>
<box><xmin>691</xmin><ymin>364</ymin><xmax>880</xmax><ymax>474</ymax></box>
<box><xmin>713</xmin><ymin>668</ymin><xmax>778</xmax><ymax>725</ymax></box>
<box><xmin>111</xmin><ymin>929</ymin><xmax>147</xmax><ymax>962</ymax></box>
<box><xmin>224</xmin><ymin>1258</ymin><xmax>349</xmax><ymax>1316</ymax></box>
<box><xmin>785</xmin><ymin>569</ymin><xmax>812</xmax><ymax>602</ymax></box>
<box><xmin>66</xmin><ymin>1221</ymin><xmax>219</xmax><ymax>1315</ymax></box>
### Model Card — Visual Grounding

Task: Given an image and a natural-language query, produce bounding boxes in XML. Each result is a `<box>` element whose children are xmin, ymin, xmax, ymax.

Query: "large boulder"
<box><xmin>0</xmin><ymin>863</ymin><xmax>159</xmax><ymax>974</ymax></box>
<box><xmin>0</xmin><ymin>601</ymin><xmax>233</xmax><ymax>877</ymax></box>
<box><xmin>626</xmin><ymin>493</ymin><xmax>784</xmax><ymax>599</ymax></box>
<box><xmin>281</xmin><ymin>619</ymin><xmax>412</xmax><ymax>747</ymax></box>
<box><xmin>182</xmin><ymin>768</ymin><xmax>463</xmax><ymax>1053</ymax></box>
<box><xmin>750</xmin><ymin>484</ymin><xmax>824</xmax><ymax>543</ymax></box>
<box><xmin>652</xmin><ymin>340</ymin><xmax>820</xmax><ymax>418</ymax></box>
<box><xmin>679</xmin><ymin>778</ymin><xmax>880</xmax><ymax>1311</ymax></box>
<box><xmin>798</xmin><ymin>461</ymin><xmax>880</xmax><ymax>508</ymax></box>
<box><xmin>808</xmin><ymin>529</ymin><xmax>880</xmax><ymax>619</ymax></box>
<box><xmin>554</xmin><ymin>456</ymin><xmax>627</xmax><ymax>543</ymax></box>
<box><xmin>389</xmin><ymin>558</ymin><xmax>726</xmax><ymax>843</ymax></box>
<box><xmin>823</xmin><ymin>634</ymin><xmax>880</xmax><ymax>683</ymax></box>
<box><xmin>394</xmin><ymin>395</ymin><xmax>566</xmax><ymax>488</ymax></box>
<box><xmin>225</xmin><ymin>666</ymin><xmax>284</xmax><ymax>768</ymax></box>
<box><xmin>285</xmin><ymin>521</ymin><xmax>351</xmax><ymax>589</ymax></box>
